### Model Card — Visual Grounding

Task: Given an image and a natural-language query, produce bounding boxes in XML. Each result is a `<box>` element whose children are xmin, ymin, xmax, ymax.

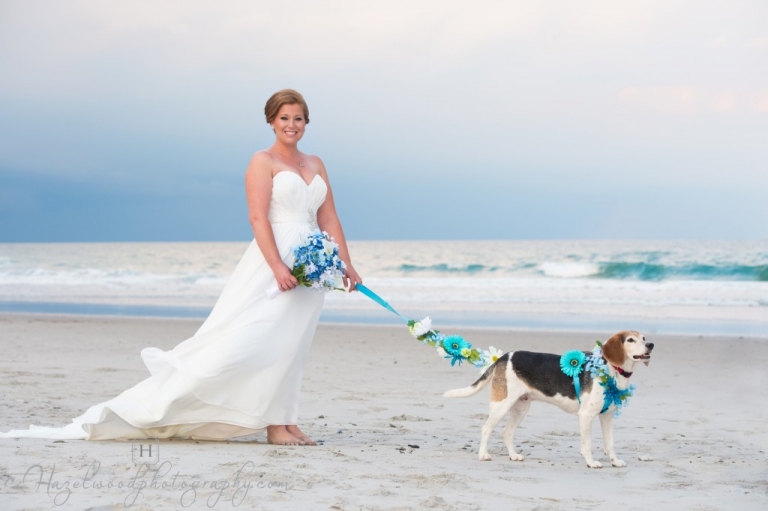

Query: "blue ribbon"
<box><xmin>354</xmin><ymin>283</ymin><xmax>410</xmax><ymax>323</ymax></box>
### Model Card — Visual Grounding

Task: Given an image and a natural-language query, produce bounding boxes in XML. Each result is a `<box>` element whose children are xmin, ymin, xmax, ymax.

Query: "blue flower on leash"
<box><xmin>441</xmin><ymin>336</ymin><xmax>471</xmax><ymax>366</ymax></box>
<box><xmin>560</xmin><ymin>350</ymin><xmax>587</xmax><ymax>378</ymax></box>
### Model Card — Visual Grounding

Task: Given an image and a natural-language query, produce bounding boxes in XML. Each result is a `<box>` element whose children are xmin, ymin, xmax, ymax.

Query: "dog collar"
<box><xmin>611</xmin><ymin>364</ymin><xmax>633</xmax><ymax>378</ymax></box>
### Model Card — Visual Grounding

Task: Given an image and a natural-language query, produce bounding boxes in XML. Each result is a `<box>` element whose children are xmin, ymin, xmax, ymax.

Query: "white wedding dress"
<box><xmin>0</xmin><ymin>171</ymin><xmax>328</xmax><ymax>441</ymax></box>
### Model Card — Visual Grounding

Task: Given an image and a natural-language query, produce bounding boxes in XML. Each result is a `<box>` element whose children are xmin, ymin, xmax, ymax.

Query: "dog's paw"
<box><xmin>509</xmin><ymin>453</ymin><xmax>525</xmax><ymax>461</ymax></box>
<box><xmin>611</xmin><ymin>459</ymin><xmax>627</xmax><ymax>468</ymax></box>
<box><xmin>586</xmin><ymin>460</ymin><xmax>603</xmax><ymax>469</ymax></box>
<box><xmin>478</xmin><ymin>452</ymin><xmax>492</xmax><ymax>461</ymax></box>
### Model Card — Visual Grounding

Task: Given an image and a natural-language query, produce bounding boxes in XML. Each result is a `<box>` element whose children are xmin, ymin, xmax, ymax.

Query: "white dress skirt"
<box><xmin>0</xmin><ymin>171</ymin><xmax>328</xmax><ymax>440</ymax></box>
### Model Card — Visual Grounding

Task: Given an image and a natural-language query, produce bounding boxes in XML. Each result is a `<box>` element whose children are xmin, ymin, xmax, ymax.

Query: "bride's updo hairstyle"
<box><xmin>264</xmin><ymin>89</ymin><xmax>310</xmax><ymax>125</ymax></box>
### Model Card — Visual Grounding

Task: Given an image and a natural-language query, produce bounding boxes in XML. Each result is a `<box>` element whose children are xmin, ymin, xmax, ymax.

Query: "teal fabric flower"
<box><xmin>560</xmin><ymin>350</ymin><xmax>587</xmax><ymax>378</ymax></box>
<box><xmin>441</xmin><ymin>336</ymin><xmax>471</xmax><ymax>366</ymax></box>
<box><xmin>601</xmin><ymin>378</ymin><xmax>635</xmax><ymax>417</ymax></box>
<box><xmin>603</xmin><ymin>376</ymin><xmax>624</xmax><ymax>405</ymax></box>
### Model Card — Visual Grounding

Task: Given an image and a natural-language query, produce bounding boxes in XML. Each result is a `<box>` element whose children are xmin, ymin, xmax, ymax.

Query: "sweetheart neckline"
<box><xmin>273</xmin><ymin>170</ymin><xmax>322</xmax><ymax>188</ymax></box>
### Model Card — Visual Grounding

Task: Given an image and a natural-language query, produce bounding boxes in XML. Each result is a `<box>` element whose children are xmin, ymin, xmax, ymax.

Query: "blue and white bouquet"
<box><xmin>266</xmin><ymin>230</ymin><xmax>347</xmax><ymax>298</ymax></box>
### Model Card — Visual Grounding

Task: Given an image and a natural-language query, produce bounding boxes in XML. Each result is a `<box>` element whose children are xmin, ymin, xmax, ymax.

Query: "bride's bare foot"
<box><xmin>286</xmin><ymin>425</ymin><xmax>317</xmax><ymax>446</ymax></box>
<box><xmin>267</xmin><ymin>425</ymin><xmax>304</xmax><ymax>446</ymax></box>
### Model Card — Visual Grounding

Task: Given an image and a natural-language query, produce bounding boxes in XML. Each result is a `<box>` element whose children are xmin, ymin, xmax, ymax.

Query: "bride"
<box><xmin>0</xmin><ymin>89</ymin><xmax>362</xmax><ymax>446</ymax></box>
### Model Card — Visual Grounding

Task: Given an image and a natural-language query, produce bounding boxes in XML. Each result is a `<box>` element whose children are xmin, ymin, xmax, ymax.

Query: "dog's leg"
<box><xmin>478</xmin><ymin>398</ymin><xmax>513</xmax><ymax>461</ymax></box>
<box><xmin>578</xmin><ymin>410</ymin><xmax>602</xmax><ymax>468</ymax></box>
<box><xmin>598</xmin><ymin>412</ymin><xmax>626</xmax><ymax>467</ymax></box>
<box><xmin>502</xmin><ymin>397</ymin><xmax>531</xmax><ymax>461</ymax></box>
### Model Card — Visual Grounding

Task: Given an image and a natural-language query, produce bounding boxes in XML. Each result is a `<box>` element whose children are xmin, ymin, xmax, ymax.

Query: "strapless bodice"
<box><xmin>268</xmin><ymin>171</ymin><xmax>328</xmax><ymax>227</ymax></box>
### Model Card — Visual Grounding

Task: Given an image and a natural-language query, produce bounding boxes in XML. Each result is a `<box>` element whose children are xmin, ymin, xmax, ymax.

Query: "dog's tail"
<box><xmin>443</xmin><ymin>355</ymin><xmax>505</xmax><ymax>398</ymax></box>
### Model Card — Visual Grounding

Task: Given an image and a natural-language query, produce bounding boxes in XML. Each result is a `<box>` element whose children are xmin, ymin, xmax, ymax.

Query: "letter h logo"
<box><xmin>131</xmin><ymin>438</ymin><xmax>160</xmax><ymax>465</ymax></box>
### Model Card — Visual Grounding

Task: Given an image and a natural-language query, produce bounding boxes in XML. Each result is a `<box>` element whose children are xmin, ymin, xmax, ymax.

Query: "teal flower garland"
<box><xmin>561</xmin><ymin>341</ymin><xmax>636</xmax><ymax>418</ymax></box>
<box><xmin>406</xmin><ymin>317</ymin><xmax>501</xmax><ymax>370</ymax></box>
<box><xmin>602</xmin><ymin>375</ymin><xmax>632</xmax><ymax>412</ymax></box>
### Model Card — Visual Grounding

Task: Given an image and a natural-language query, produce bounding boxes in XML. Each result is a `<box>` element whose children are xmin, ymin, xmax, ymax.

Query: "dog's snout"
<box><xmin>646</xmin><ymin>342</ymin><xmax>654</xmax><ymax>351</ymax></box>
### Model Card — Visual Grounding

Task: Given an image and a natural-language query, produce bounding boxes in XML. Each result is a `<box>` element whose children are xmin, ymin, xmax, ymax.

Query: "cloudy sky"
<box><xmin>1</xmin><ymin>0</ymin><xmax>766</xmax><ymax>241</ymax></box>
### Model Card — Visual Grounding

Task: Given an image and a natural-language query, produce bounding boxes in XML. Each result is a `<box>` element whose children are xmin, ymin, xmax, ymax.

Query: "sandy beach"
<box><xmin>0</xmin><ymin>313</ymin><xmax>766</xmax><ymax>510</ymax></box>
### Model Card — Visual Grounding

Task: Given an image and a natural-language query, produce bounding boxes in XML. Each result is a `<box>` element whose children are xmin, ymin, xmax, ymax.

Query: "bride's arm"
<box><xmin>244</xmin><ymin>152</ymin><xmax>299</xmax><ymax>292</ymax></box>
<box><xmin>314</xmin><ymin>158</ymin><xmax>363</xmax><ymax>291</ymax></box>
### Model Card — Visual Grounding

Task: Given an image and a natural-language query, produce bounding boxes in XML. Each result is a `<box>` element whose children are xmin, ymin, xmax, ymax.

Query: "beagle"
<box><xmin>444</xmin><ymin>331</ymin><xmax>653</xmax><ymax>468</ymax></box>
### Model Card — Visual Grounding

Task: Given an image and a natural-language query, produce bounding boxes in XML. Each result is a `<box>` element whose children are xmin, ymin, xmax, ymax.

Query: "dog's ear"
<box><xmin>603</xmin><ymin>332</ymin><xmax>626</xmax><ymax>367</ymax></box>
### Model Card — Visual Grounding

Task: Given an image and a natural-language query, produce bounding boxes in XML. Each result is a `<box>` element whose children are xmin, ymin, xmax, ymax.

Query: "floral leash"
<box><xmin>355</xmin><ymin>285</ymin><xmax>636</xmax><ymax>416</ymax></box>
<box><xmin>560</xmin><ymin>342</ymin><xmax>636</xmax><ymax>418</ymax></box>
<box><xmin>355</xmin><ymin>284</ymin><xmax>502</xmax><ymax>371</ymax></box>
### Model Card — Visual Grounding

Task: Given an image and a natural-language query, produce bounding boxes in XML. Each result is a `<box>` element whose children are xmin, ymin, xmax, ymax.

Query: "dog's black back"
<box><xmin>511</xmin><ymin>351</ymin><xmax>594</xmax><ymax>400</ymax></box>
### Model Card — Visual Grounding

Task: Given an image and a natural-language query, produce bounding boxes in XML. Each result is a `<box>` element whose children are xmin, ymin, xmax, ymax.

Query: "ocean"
<box><xmin>0</xmin><ymin>240</ymin><xmax>766</xmax><ymax>337</ymax></box>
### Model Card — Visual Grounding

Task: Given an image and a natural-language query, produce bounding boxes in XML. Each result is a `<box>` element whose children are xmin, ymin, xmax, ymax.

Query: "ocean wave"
<box><xmin>594</xmin><ymin>262</ymin><xmax>768</xmax><ymax>282</ymax></box>
<box><xmin>394</xmin><ymin>261</ymin><xmax>768</xmax><ymax>282</ymax></box>
<box><xmin>540</xmin><ymin>261</ymin><xmax>768</xmax><ymax>281</ymax></box>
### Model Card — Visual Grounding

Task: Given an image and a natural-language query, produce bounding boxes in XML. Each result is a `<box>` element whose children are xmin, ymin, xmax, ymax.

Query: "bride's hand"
<box><xmin>272</xmin><ymin>264</ymin><xmax>299</xmax><ymax>292</ymax></box>
<box><xmin>343</xmin><ymin>265</ymin><xmax>362</xmax><ymax>292</ymax></box>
